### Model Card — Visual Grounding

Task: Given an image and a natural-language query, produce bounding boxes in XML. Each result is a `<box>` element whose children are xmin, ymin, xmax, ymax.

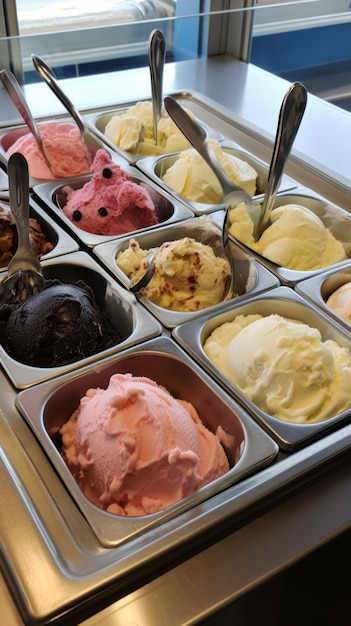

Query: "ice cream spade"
<box><xmin>164</xmin><ymin>96</ymin><xmax>259</xmax><ymax>218</ymax></box>
<box><xmin>128</xmin><ymin>252</ymin><xmax>155</xmax><ymax>294</ymax></box>
<box><xmin>253</xmin><ymin>81</ymin><xmax>307</xmax><ymax>241</ymax></box>
<box><xmin>148</xmin><ymin>29</ymin><xmax>166</xmax><ymax>146</ymax></box>
<box><xmin>31</xmin><ymin>54</ymin><xmax>100</xmax><ymax>162</ymax></box>
<box><xmin>0</xmin><ymin>69</ymin><xmax>54</xmax><ymax>174</ymax></box>
<box><xmin>0</xmin><ymin>153</ymin><xmax>45</xmax><ymax>304</ymax></box>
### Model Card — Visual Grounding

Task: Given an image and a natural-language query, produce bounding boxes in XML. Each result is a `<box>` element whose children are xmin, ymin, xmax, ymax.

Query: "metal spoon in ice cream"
<box><xmin>253</xmin><ymin>82</ymin><xmax>307</xmax><ymax>241</ymax></box>
<box><xmin>0</xmin><ymin>69</ymin><xmax>54</xmax><ymax>174</ymax></box>
<box><xmin>31</xmin><ymin>54</ymin><xmax>99</xmax><ymax>161</ymax></box>
<box><xmin>0</xmin><ymin>153</ymin><xmax>45</xmax><ymax>304</ymax></box>
<box><xmin>164</xmin><ymin>96</ymin><xmax>258</xmax><ymax>218</ymax></box>
<box><xmin>128</xmin><ymin>252</ymin><xmax>155</xmax><ymax>294</ymax></box>
<box><xmin>148</xmin><ymin>29</ymin><xmax>166</xmax><ymax>146</ymax></box>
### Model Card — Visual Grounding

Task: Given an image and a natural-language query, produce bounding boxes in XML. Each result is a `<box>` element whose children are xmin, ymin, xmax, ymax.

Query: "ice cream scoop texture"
<box><xmin>116</xmin><ymin>237</ymin><xmax>232</xmax><ymax>311</ymax></box>
<box><xmin>7</xmin><ymin>122</ymin><xmax>91</xmax><ymax>180</ymax></box>
<box><xmin>60</xmin><ymin>373</ymin><xmax>229</xmax><ymax>516</ymax></box>
<box><xmin>204</xmin><ymin>313</ymin><xmax>351</xmax><ymax>423</ymax></box>
<box><xmin>63</xmin><ymin>149</ymin><xmax>158</xmax><ymax>235</ymax></box>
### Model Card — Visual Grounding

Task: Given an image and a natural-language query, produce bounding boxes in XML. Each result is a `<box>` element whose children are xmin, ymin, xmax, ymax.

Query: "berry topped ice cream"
<box><xmin>104</xmin><ymin>100</ymin><xmax>194</xmax><ymax>156</ymax></box>
<box><xmin>0</xmin><ymin>279</ymin><xmax>122</xmax><ymax>367</ymax></box>
<box><xmin>62</xmin><ymin>149</ymin><xmax>159</xmax><ymax>235</ymax></box>
<box><xmin>60</xmin><ymin>372</ymin><xmax>230</xmax><ymax>516</ymax></box>
<box><xmin>116</xmin><ymin>237</ymin><xmax>232</xmax><ymax>311</ymax></box>
<box><xmin>203</xmin><ymin>313</ymin><xmax>351</xmax><ymax>424</ymax></box>
<box><xmin>7</xmin><ymin>121</ymin><xmax>92</xmax><ymax>180</ymax></box>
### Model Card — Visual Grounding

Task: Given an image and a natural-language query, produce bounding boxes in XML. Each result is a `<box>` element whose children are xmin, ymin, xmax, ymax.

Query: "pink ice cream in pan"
<box><xmin>60</xmin><ymin>149</ymin><xmax>159</xmax><ymax>236</ymax></box>
<box><xmin>5</xmin><ymin>121</ymin><xmax>92</xmax><ymax>180</ymax></box>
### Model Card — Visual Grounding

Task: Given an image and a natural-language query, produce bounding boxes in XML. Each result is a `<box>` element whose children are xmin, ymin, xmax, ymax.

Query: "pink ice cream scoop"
<box><xmin>62</xmin><ymin>149</ymin><xmax>159</xmax><ymax>236</ymax></box>
<box><xmin>60</xmin><ymin>373</ymin><xmax>229</xmax><ymax>516</ymax></box>
<box><xmin>7</xmin><ymin>122</ymin><xmax>91</xmax><ymax>180</ymax></box>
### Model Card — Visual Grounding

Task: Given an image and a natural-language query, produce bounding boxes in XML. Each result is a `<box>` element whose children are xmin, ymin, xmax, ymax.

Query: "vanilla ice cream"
<box><xmin>229</xmin><ymin>203</ymin><xmax>347</xmax><ymax>270</ymax></box>
<box><xmin>161</xmin><ymin>139</ymin><xmax>258</xmax><ymax>203</ymax></box>
<box><xmin>116</xmin><ymin>237</ymin><xmax>232</xmax><ymax>311</ymax></box>
<box><xmin>203</xmin><ymin>313</ymin><xmax>351</xmax><ymax>424</ymax></box>
<box><xmin>326</xmin><ymin>282</ymin><xmax>351</xmax><ymax>323</ymax></box>
<box><xmin>60</xmin><ymin>373</ymin><xmax>229</xmax><ymax>516</ymax></box>
<box><xmin>104</xmin><ymin>100</ymin><xmax>193</xmax><ymax>155</ymax></box>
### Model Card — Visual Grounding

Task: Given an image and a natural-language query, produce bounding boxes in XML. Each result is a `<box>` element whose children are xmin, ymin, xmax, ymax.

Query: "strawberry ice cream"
<box><xmin>62</xmin><ymin>149</ymin><xmax>159</xmax><ymax>235</ymax></box>
<box><xmin>7</xmin><ymin>121</ymin><xmax>91</xmax><ymax>180</ymax></box>
<box><xmin>60</xmin><ymin>373</ymin><xmax>229</xmax><ymax>516</ymax></box>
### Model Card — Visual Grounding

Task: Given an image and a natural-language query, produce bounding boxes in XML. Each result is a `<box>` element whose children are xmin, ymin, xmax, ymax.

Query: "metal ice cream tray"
<box><xmin>136</xmin><ymin>140</ymin><xmax>297</xmax><ymax>215</ymax></box>
<box><xmin>0</xmin><ymin>250</ymin><xmax>162</xmax><ymax>389</ymax></box>
<box><xmin>94</xmin><ymin>215</ymin><xmax>280</xmax><ymax>328</ymax></box>
<box><xmin>173</xmin><ymin>285</ymin><xmax>351</xmax><ymax>451</ymax></box>
<box><xmin>33</xmin><ymin>164</ymin><xmax>194</xmax><ymax>248</ymax></box>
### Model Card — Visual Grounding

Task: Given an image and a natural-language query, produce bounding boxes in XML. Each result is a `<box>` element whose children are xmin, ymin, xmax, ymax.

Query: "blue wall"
<box><xmin>250</xmin><ymin>22</ymin><xmax>351</xmax><ymax>74</ymax></box>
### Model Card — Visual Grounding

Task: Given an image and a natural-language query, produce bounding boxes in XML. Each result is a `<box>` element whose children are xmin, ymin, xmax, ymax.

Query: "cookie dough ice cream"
<box><xmin>229</xmin><ymin>203</ymin><xmax>347</xmax><ymax>270</ymax></box>
<box><xmin>203</xmin><ymin>313</ymin><xmax>351</xmax><ymax>424</ymax></box>
<box><xmin>116</xmin><ymin>237</ymin><xmax>232</xmax><ymax>311</ymax></box>
<box><xmin>104</xmin><ymin>100</ymin><xmax>194</xmax><ymax>156</ymax></box>
<box><xmin>161</xmin><ymin>139</ymin><xmax>258</xmax><ymax>203</ymax></box>
<box><xmin>60</xmin><ymin>373</ymin><xmax>230</xmax><ymax>516</ymax></box>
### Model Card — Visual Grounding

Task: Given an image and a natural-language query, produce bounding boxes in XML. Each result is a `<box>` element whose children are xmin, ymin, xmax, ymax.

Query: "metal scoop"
<box><xmin>128</xmin><ymin>252</ymin><xmax>155</xmax><ymax>294</ymax></box>
<box><xmin>164</xmin><ymin>96</ymin><xmax>257</xmax><ymax>217</ymax></box>
<box><xmin>0</xmin><ymin>69</ymin><xmax>54</xmax><ymax>174</ymax></box>
<box><xmin>253</xmin><ymin>81</ymin><xmax>307</xmax><ymax>241</ymax></box>
<box><xmin>148</xmin><ymin>29</ymin><xmax>166</xmax><ymax>145</ymax></box>
<box><xmin>31</xmin><ymin>54</ymin><xmax>100</xmax><ymax>161</ymax></box>
<box><xmin>0</xmin><ymin>153</ymin><xmax>45</xmax><ymax>304</ymax></box>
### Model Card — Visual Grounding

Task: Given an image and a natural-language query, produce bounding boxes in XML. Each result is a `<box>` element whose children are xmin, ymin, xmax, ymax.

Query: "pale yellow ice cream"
<box><xmin>161</xmin><ymin>139</ymin><xmax>258</xmax><ymax>203</ymax></box>
<box><xmin>326</xmin><ymin>282</ymin><xmax>351</xmax><ymax>323</ymax></box>
<box><xmin>229</xmin><ymin>203</ymin><xmax>347</xmax><ymax>270</ymax></box>
<box><xmin>104</xmin><ymin>101</ymin><xmax>193</xmax><ymax>155</ymax></box>
<box><xmin>203</xmin><ymin>313</ymin><xmax>351</xmax><ymax>424</ymax></box>
<box><xmin>116</xmin><ymin>237</ymin><xmax>232</xmax><ymax>311</ymax></box>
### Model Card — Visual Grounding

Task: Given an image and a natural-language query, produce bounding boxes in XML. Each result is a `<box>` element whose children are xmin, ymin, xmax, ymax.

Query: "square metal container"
<box><xmin>15</xmin><ymin>335</ymin><xmax>279</xmax><ymax>548</ymax></box>
<box><xmin>211</xmin><ymin>188</ymin><xmax>351</xmax><ymax>286</ymax></box>
<box><xmin>136</xmin><ymin>140</ymin><xmax>297</xmax><ymax>215</ymax></box>
<box><xmin>0</xmin><ymin>250</ymin><xmax>162</xmax><ymax>389</ymax></box>
<box><xmin>173</xmin><ymin>285</ymin><xmax>351</xmax><ymax>451</ymax></box>
<box><xmin>33</xmin><ymin>164</ymin><xmax>194</xmax><ymax>248</ymax></box>
<box><xmin>86</xmin><ymin>92</ymin><xmax>224</xmax><ymax>165</ymax></box>
<box><xmin>0</xmin><ymin>193</ymin><xmax>79</xmax><ymax>274</ymax></box>
<box><xmin>0</xmin><ymin>117</ymin><xmax>109</xmax><ymax>188</ymax></box>
<box><xmin>94</xmin><ymin>215</ymin><xmax>280</xmax><ymax>328</ymax></box>
<box><xmin>295</xmin><ymin>261</ymin><xmax>351</xmax><ymax>333</ymax></box>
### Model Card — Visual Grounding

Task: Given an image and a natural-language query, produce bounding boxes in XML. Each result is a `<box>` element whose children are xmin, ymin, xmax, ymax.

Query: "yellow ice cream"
<box><xmin>229</xmin><ymin>203</ymin><xmax>346</xmax><ymax>270</ymax></box>
<box><xmin>116</xmin><ymin>237</ymin><xmax>232</xmax><ymax>311</ymax></box>
<box><xmin>104</xmin><ymin>101</ymin><xmax>193</xmax><ymax>155</ymax></box>
<box><xmin>326</xmin><ymin>282</ymin><xmax>351</xmax><ymax>323</ymax></box>
<box><xmin>161</xmin><ymin>139</ymin><xmax>258</xmax><ymax>203</ymax></box>
<box><xmin>203</xmin><ymin>313</ymin><xmax>351</xmax><ymax>424</ymax></box>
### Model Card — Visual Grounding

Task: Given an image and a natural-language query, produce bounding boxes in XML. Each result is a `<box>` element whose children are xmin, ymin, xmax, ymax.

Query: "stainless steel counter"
<box><xmin>1</xmin><ymin>55</ymin><xmax>351</xmax><ymax>625</ymax></box>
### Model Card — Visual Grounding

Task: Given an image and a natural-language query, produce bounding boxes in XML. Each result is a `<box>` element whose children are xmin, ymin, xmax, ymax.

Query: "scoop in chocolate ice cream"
<box><xmin>0</xmin><ymin>200</ymin><xmax>54</xmax><ymax>268</ymax></box>
<box><xmin>0</xmin><ymin>279</ymin><xmax>122</xmax><ymax>366</ymax></box>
